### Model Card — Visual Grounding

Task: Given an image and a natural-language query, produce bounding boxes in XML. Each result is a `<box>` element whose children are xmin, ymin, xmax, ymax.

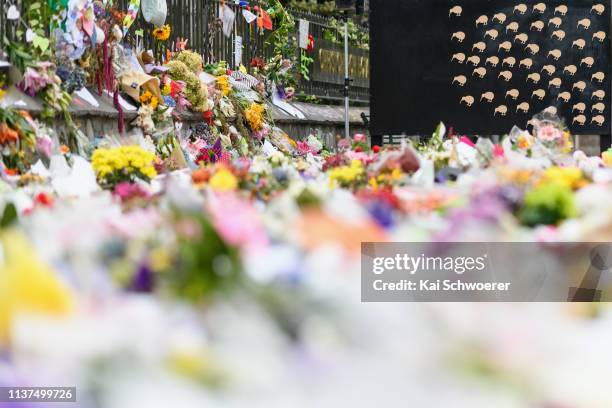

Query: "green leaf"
<box><xmin>0</xmin><ymin>203</ymin><xmax>18</xmax><ymax>229</ymax></box>
<box><xmin>32</xmin><ymin>35</ymin><xmax>50</xmax><ymax>52</ymax></box>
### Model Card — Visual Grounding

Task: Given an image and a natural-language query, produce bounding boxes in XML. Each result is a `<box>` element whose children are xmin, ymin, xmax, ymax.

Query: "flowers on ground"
<box><xmin>245</xmin><ymin>102</ymin><xmax>266</xmax><ymax>131</ymax></box>
<box><xmin>91</xmin><ymin>145</ymin><xmax>157</xmax><ymax>189</ymax></box>
<box><xmin>329</xmin><ymin>159</ymin><xmax>365</xmax><ymax>188</ymax></box>
<box><xmin>208</xmin><ymin>167</ymin><xmax>238</xmax><ymax>192</ymax></box>
<box><xmin>139</xmin><ymin>90</ymin><xmax>160</xmax><ymax>109</ymax></box>
<box><xmin>216</xmin><ymin>75</ymin><xmax>232</xmax><ymax>97</ymax></box>
<box><xmin>0</xmin><ymin>230</ymin><xmax>74</xmax><ymax>344</ymax></box>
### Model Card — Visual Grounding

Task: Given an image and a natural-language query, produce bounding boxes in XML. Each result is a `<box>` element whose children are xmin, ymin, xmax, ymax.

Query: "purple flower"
<box><xmin>131</xmin><ymin>263</ymin><xmax>154</xmax><ymax>292</ymax></box>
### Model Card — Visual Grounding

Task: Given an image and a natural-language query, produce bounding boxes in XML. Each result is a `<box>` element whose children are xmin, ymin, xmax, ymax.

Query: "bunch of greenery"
<box><xmin>166</xmin><ymin>60</ymin><xmax>208</xmax><ymax>112</ymax></box>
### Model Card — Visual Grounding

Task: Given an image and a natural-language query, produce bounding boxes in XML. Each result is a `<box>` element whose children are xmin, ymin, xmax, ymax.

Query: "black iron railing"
<box><xmin>2</xmin><ymin>0</ymin><xmax>370</xmax><ymax>103</ymax></box>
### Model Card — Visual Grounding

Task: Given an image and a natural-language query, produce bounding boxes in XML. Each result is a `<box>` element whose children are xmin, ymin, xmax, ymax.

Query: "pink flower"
<box><xmin>207</xmin><ymin>193</ymin><xmax>269</xmax><ymax>253</ymax></box>
<box><xmin>36</xmin><ymin>135</ymin><xmax>53</xmax><ymax>158</ymax></box>
<box><xmin>345</xmin><ymin>150</ymin><xmax>370</xmax><ymax>163</ymax></box>
<box><xmin>337</xmin><ymin>138</ymin><xmax>352</xmax><ymax>150</ymax></box>
<box><xmin>459</xmin><ymin>136</ymin><xmax>475</xmax><ymax>148</ymax></box>
<box><xmin>537</xmin><ymin>125</ymin><xmax>563</xmax><ymax>142</ymax></box>
<box><xmin>493</xmin><ymin>144</ymin><xmax>505</xmax><ymax>158</ymax></box>
<box><xmin>353</xmin><ymin>133</ymin><xmax>367</xmax><ymax>143</ymax></box>
<box><xmin>21</xmin><ymin>67</ymin><xmax>48</xmax><ymax>95</ymax></box>
<box><xmin>297</xmin><ymin>141</ymin><xmax>313</xmax><ymax>155</ymax></box>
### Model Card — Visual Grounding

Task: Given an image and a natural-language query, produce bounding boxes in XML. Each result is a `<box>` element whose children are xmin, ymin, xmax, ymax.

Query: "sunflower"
<box><xmin>152</xmin><ymin>25</ymin><xmax>172</xmax><ymax>41</ymax></box>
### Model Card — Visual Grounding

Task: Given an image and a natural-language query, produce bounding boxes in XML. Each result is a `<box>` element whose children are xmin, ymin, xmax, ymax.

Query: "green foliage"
<box><xmin>299</xmin><ymin>49</ymin><xmax>313</xmax><ymax>81</ymax></box>
<box><xmin>166</xmin><ymin>60</ymin><xmax>208</xmax><ymax>112</ymax></box>
<box><xmin>0</xmin><ymin>203</ymin><xmax>18</xmax><ymax>229</ymax></box>
<box><xmin>174</xmin><ymin>51</ymin><xmax>204</xmax><ymax>73</ymax></box>
<box><xmin>519</xmin><ymin>184</ymin><xmax>577</xmax><ymax>227</ymax></box>
<box><xmin>323</xmin><ymin>18</ymin><xmax>369</xmax><ymax>50</ymax></box>
<box><xmin>168</xmin><ymin>213</ymin><xmax>242</xmax><ymax>302</ymax></box>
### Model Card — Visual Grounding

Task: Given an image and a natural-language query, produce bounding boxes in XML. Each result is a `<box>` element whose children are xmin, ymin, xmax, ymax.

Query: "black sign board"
<box><xmin>371</xmin><ymin>0</ymin><xmax>611</xmax><ymax>136</ymax></box>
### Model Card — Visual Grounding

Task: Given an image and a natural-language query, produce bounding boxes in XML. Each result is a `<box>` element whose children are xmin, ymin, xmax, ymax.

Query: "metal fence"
<box><xmin>2</xmin><ymin>0</ymin><xmax>370</xmax><ymax>103</ymax></box>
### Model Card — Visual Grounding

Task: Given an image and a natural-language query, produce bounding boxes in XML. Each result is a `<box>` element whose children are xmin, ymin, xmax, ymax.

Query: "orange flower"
<box><xmin>0</xmin><ymin>123</ymin><xmax>19</xmax><ymax>145</ymax></box>
<box><xmin>60</xmin><ymin>145</ymin><xmax>70</xmax><ymax>154</ymax></box>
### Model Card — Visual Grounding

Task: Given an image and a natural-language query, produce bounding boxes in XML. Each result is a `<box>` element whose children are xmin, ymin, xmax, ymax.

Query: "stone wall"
<box><xmin>2</xmin><ymin>86</ymin><xmax>370</xmax><ymax>150</ymax></box>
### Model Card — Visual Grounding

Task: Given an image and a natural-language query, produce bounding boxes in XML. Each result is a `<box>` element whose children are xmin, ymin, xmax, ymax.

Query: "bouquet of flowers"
<box><xmin>0</xmin><ymin>108</ymin><xmax>37</xmax><ymax>174</ymax></box>
<box><xmin>91</xmin><ymin>145</ymin><xmax>158</xmax><ymax>189</ymax></box>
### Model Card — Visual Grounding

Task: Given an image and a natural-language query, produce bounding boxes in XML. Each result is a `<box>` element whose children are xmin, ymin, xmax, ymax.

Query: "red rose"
<box><xmin>372</xmin><ymin>145</ymin><xmax>381</xmax><ymax>153</ymax></box>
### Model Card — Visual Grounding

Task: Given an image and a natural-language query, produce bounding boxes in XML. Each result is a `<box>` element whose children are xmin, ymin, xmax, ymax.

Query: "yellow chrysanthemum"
<box><xmin>329</xmin><ymin>160</ymin><xmax>364</xmax><ymax>187</ymax></box>
<box><xmin>245</xmin><ymin>102</ymin><xmax>265</xmax><ymax>131</ymax></box>
<box><xmin>216</xmin><ymin>75</ymin><xmax>232</xmax><ymax>97</ymax></box>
